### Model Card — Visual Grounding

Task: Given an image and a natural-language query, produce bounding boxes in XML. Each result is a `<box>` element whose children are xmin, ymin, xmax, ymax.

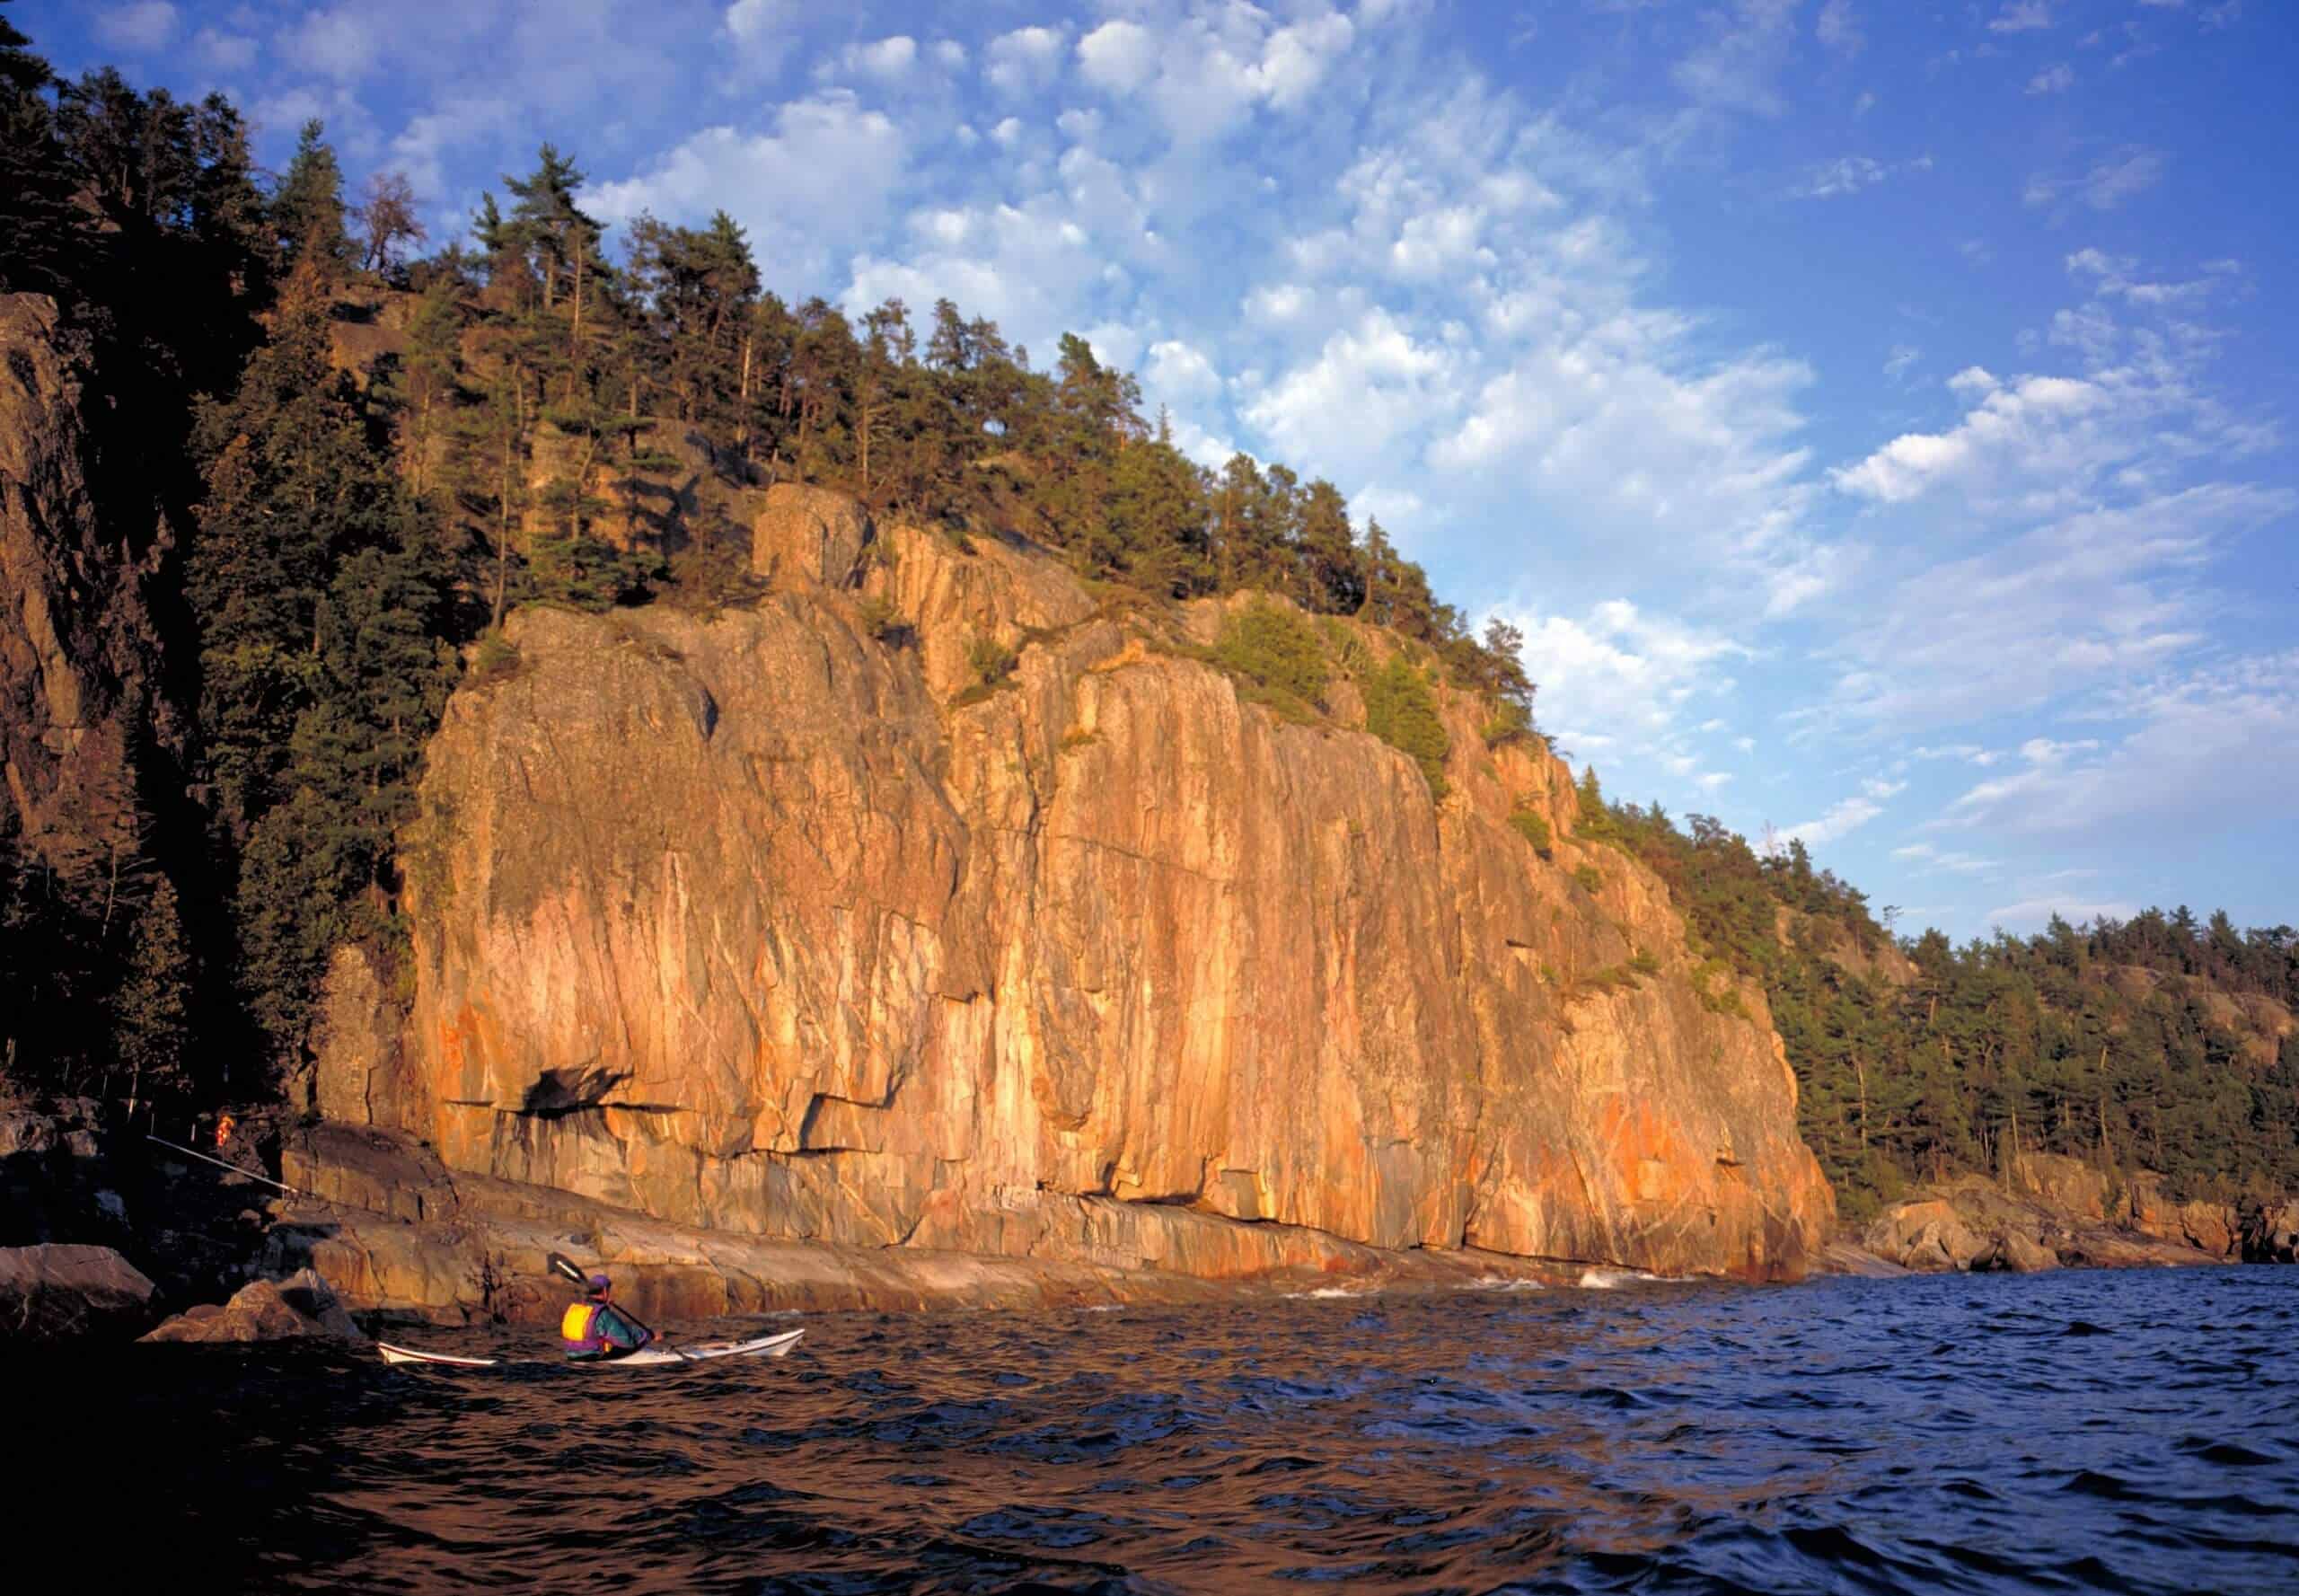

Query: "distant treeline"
<box><xmin>1590</xmin><ymin>783</ymin><xmax>2299</xmax><ymax>1216</ymax></box>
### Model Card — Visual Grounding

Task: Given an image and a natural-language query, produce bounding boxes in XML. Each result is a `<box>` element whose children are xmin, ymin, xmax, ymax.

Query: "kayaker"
<box><xmin>560</xmin><ymin>1273</ymin><xmax>655</xmax><ymax>1361</ymax></box>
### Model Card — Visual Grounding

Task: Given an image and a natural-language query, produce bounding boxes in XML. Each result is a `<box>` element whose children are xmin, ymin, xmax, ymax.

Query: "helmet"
<box><xmin>587</xmin><ymin>1274</ymin><xmax>611</xmax><ymax>1296</ymax></box>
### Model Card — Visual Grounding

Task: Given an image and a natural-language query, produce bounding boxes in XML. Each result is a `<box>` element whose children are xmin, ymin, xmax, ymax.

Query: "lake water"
<box><xmin>34</xmin><ymin>1265</ymin><xmax>2298</xmax><ymax>1592</ymax></box>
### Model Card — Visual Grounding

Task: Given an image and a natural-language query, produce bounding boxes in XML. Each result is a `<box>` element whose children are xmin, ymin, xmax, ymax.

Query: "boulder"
<box><xmin>140</xmin><ymin>1268</ymin><xmax>366</xmax><ymax>1345</ymax></box>
<box><xmin>2246</xmin><ymin>1200</ymin><xmax>2299</xmax><ymax>1264</ymax></box>
<box><xmin>0</xmin><ymin>1244</ymin><xmax>157</xmax><ymax>1340</ymax></box>
<box><xmin>1975</xmin><ymin>1228</ymin><xmax>2057</xmax><ymax>1274</ymax></box>
<box><xmin>1863</xmin><ymin>1199</ymin><xmax>1985</xmax><ymax>1272</ymax></box>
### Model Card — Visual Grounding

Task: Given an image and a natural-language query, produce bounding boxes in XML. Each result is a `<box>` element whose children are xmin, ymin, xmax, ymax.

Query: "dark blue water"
<box><xmin>32</xmin><ymin>1267</ymin><xmax>2299</xmax><ymax>1592</ymax></box>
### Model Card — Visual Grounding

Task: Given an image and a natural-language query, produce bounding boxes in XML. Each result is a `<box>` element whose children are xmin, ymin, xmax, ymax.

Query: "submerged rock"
<box><xmin>141</xmin><ymin>1268</ymin><xmax>366</xmax><ymax>1345</ymax></box>
<box><xmin>0</xmin><ymin>1243</ymin><xmax>157</xmax><ymax>1341</ymax></box>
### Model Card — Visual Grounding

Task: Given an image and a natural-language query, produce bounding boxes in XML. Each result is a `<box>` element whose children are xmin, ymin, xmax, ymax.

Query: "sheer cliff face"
<box><xmin>335</xmin><ymin>487</ymin><xmax>1832</xmax><ymax>1280</ymax></box>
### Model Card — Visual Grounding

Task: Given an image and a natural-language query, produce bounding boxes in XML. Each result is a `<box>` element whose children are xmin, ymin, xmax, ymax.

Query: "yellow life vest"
<box><xmin>560</xmin><ymin>1301</ymin><xmax>597</xmax><ymax>1343</ymax></box>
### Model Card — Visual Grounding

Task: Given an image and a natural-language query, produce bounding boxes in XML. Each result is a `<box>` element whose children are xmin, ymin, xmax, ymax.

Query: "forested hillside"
<box><xmin>1589</xmin><ymin>781</ymin><xmax>2299</xmax><ymax>1217</ymax></box>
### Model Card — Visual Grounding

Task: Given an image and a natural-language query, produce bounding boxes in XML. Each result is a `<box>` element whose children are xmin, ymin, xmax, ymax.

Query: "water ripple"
<box><xmin>24</xmin><ymin>1266</ymin><xmax>2299</xmax><ymax>1592</ymax></box>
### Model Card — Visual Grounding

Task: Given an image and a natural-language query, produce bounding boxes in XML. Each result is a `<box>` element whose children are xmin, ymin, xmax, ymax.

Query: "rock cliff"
<box><xmin>0</xmin><ymin>293</ymin><xmax>173</xmax><ymax>890</ymax></box>
<box><xmin>314</xmin><ymin>484</ymin><xmax>1833</xmax><ymax>1292</ymax></box>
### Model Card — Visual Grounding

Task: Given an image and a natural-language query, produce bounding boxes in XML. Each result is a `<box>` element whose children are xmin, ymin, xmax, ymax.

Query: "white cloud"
<box><xmin>837</xmin><ymin>37</ymin><xmax>918</xmax><ymax>81</ymax></box>
<box><xmin>1791</xmin><ymin>154</ymin><xmax>1932</xmax><ymax>200</ymax></box>
<box><xmin>285</xmin><ymin>5</ymin><xmax>376</xmax><ymax>80</ymax></box>
<box><xmin>2025</xmin><ymin>148</ymin><xmax>2166</xmax><ymax>212</ymax></box>
<box><xmin>2028</xmin><ymin>64</ymin><xmax>2075</xmax><ymax>94</ymax></box>
<box><xmin>1145</xmin><ymin>339</ymin><xmax>1222</xmax><ymax>403</ymax></box>
<box><xmin>1078</xmin><ymin>20</ymin><xmax>1158</xmax><ymax>94</ymax></box>
<box><xmin>1817</xmin><ymin>0</ymin><xmax>1863</xmax><ymax>55</ymax></box>
<box><xmin>1244</xmin><ymin>308</ymin><xmax>1454</xmax><ymax>463</ymax></box>
<box><xmin>1936</xmin><ymin>652</ymin><xmax>2299</xmax><ymax>840</ymax></box>
<box><xmin>1802</xmin><ymin>484</ymin><xmax>2290</xmax><ymax>736</ymax></box>
<box><xmin>1832</xmin><ymin>369</ymin><xmax>2111</xmax><ymax>504</ymax></box>
<box><xmin>1498</xmin><ymin>600</ymin><xmax>1750</xmax><ymax>753</ymax></box>
<box><xmin>191</xmin><ymin>27</ymin><xmax>257</xmax><ymax>74</ymax></box>
<box><xmin>1883</xmin><ymin>345</ymin><xmax>1919</xmax><ymax>381</ymax></box>
<box><xmin>1072</xmin><ymin>6</ymin><xmax>1356</xmax><ymax>138</ymax></box>
<box><xmin>988</xmin><ymin>25</ymin><xmax>1067</xmax><ymax>96</ymax></box>
<box><xmin>1988</xmin><ymin>1</ymin><xmax>2056</xmax><ymax>32</ymax></box>
<box><xmin>1984</xmin><ymin>895</ymin><xmax>2136</xmax><ymax>931</ymax></box>
<box><xmin>1672</xmin><ymin>0</ymin><xmax>1801</xmax><ymax>117</ymax></box>
<box><xmin>1780</xmin><ymin>794</ymin><xmax>1886</xmax><ymax>848</ymax></box>
<box><xmin>95</xmin><ymin>2</ymin><xmax>177</xmax><ymax>53</ymax></box>
<box><xmin>584</xmin><ymin>95</ymin><xmax>905</xmax><ymax>283</ymax></box>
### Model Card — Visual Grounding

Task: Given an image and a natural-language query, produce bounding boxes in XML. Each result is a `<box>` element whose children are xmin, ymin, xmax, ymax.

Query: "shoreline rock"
<box><xmin>141</xmin><ymin>1267</ymin><xmax>367</xmax><ymax>1345</ymax></box>
<box><xmin>1852</xmin><ymin>1174</ymin><xmax>2235</xmax><ymax>1275</ymax></box>
<box><xmin>0</xmin><ymin>1244</ymin><xmax>157</xmax><ymax>1341</ymax></box>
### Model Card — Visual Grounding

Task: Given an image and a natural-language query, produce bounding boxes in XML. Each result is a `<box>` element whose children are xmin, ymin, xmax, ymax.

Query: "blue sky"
<box><xmin>27</xmin><ymin>0</ymin><xmax>2297</xmax><ymax>941</ymax></box>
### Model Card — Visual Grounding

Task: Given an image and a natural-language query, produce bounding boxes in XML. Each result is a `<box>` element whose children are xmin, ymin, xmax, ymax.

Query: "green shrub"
<box><xmin>1362</xmin><ymin>655</ymin><xmax>1450</xmax><ymax>799</ymax></box>
<box><xmin>966</xmin><ymin>631</ymin><xmax>1019</xmax><ymax>687</ymax></box>
<box><xmin>471</xmin><ymin>630</ymin><xmax>521</xmax><ymax>683</ymax></box>
<box><xmin>1215</xmin><ymin>600</ymin><xmax>1329</xmax><ymax>709</ymax></box>
<box><xmin>1509</xmin><ymin>807</ymin><xmax>1553</xmax><ymax>857</ymax></box>
<box><xmin>856</xmin><ymin>595</ymin><xmax>904</xmax><ymax>644</ymax></box>
<box><xmin>1628</xmin><ymin>948</ymin><xmax>1661</xmax><ymax>977</ymax></box>
<box><xmin>1482</xmin><ymin>699</ymin><xmax>1535</xmax><ymax>748</ymax></box>
<box><xmin>1573</xmin><ymin>863</ymin><xmax>1601</xmax><ymax>895</ymax></box>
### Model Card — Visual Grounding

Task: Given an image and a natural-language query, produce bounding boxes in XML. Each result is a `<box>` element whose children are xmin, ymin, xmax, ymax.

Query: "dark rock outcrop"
<box><xmin>141</xmin><ymin>1267</ymin><xmax>366</xmax><ymax>1345</ymax></box>
<box><xmin>0</xmin><ymin>1243</ymin><xmax>156</xmax><ymax>1341</ymax></box>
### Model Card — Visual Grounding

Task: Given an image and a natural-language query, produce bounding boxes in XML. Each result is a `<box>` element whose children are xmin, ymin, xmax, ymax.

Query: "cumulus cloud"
<box><xmin>1073</xmin><ymin>6</ymin><xmax>1355</xmax><ymax>138</ymax></box>
<box><xmin>584</xmin><ymin>95</ymin><xmax>905</xmax><ymax>282</ymax></box>
<box><xmin>1242</xmin><ymin>308</ymin><xmax>1455</xmax><ymax>463</ymax></box>
<box><xmin>1497</xmin><ymin>601</ymin><xmax>1750</xmax><ymax>763</ymax></box>
<box><xmin>835</xmin><ymin>37</ymin><xmax>919</xmax><ymax>81</ymax></box>
<box><xmin>2028</xmin><ymin>64</ymin><xmax>2075</xmax><ymax>93</ymax></box>
<box><xmin>987</xmin><ymin>25</ymin><xmax>1067</xmax><ymax>96</ymax></box>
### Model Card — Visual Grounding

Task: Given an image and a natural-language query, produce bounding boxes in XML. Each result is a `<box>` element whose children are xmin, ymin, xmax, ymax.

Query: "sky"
<box><xmin>24</xmin><ymin>0</ymin><xmax>2298</xmax><ymax>943</ymax></box>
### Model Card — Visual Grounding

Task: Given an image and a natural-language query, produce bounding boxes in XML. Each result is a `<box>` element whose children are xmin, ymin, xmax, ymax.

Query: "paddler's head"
<box><xmin>586</xmin><ymin>1274</ymin><xmax>612</xmax><ymax>1301</ymax></box>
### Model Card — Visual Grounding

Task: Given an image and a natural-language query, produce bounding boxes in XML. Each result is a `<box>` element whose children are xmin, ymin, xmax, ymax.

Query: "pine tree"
<box><xmin>112</xmin><ymin>875</ymin><xmax>191</xmax><ymax>1117</ymax></box>
<box><xmin>272</xmin><ymin>119</ymin><xmax>351</xmax><ymax>272</ymax></box>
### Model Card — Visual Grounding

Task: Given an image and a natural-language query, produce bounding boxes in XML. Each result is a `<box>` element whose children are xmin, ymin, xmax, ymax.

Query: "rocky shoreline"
<box><xmin>7</xmin><ymin>1109</ymin><xmax>2294</xmax><ymax>1345</ymax></box>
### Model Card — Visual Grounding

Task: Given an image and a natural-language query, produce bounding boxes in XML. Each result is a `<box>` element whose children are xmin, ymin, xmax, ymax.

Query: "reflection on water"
<box><xmin>31</xmin><ymin>1266</ymin><xmax>2299</xmax><ymax>1592</ymax></box>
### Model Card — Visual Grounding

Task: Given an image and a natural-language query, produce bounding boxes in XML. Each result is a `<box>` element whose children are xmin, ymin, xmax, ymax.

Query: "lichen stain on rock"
<box><xmin>323</xmin><ymin>495</ymin><xmax>1835</xmax><ymax>1284</ymax></box>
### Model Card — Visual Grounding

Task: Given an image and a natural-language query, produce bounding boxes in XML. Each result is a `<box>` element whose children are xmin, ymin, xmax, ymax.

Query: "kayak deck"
<box><xmin>379</xmin><ymin>1327</ymin><xmax>804</xmax><ymax>1369</ymax></box>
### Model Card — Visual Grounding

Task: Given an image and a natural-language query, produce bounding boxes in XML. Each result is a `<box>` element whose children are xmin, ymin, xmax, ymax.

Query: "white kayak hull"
<box><xmin>378</xmin><ymin>1327</ymin><xmax>804</xmax><ymax>1368</ymax></box>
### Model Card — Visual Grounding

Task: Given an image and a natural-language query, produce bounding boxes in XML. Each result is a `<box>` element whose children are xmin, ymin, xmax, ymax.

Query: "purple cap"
<box><xmin>588</xmin><ymin>1274</ymin><xmax>611</xmax><ymax>1293</ymax></box>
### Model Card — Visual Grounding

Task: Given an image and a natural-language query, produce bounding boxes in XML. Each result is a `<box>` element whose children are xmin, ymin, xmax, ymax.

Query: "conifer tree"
<box><xmin>111</xmin><ymin>874</ymin><xmax>191</xmax><ymax>1117</ymax></box>
<box><xmin>272</xmin><ymin>119</ymin><xmax>352</xmax><ymax>272</ymax></box>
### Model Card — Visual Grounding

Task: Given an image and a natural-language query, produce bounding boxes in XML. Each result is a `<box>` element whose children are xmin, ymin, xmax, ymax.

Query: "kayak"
<box><xmin>378</xmin><ymin>1327</ymin><xmax>804</xmax><ymax>1369</ymax></box>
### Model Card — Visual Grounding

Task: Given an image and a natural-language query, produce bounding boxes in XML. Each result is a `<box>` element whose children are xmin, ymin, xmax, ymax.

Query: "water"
<box><xmin>32</xmin><ymin>1266</ymin><xmax>2299</xmax><ymax>1593</ymax></box>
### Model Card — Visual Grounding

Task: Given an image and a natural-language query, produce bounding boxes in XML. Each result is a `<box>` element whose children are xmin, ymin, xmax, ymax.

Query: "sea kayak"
<box><xmin>378</xmin><ymin>1327</ymin><xmax>804</xmax><ymax>1368</ymax></box>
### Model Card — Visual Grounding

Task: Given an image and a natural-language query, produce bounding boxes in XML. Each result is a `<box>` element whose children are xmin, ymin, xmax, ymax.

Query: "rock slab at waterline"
<box><xmin>313</xmin><ymin>487</ymin><xmax>1833</xmax><ymax>1293</ymax></box>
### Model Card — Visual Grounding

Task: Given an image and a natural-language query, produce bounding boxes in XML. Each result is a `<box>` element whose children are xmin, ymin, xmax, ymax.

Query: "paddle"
<box><xmin>547</xmin><ymin>1251</ymin><xmax>672</xmax><ymax>1354</ymax></box>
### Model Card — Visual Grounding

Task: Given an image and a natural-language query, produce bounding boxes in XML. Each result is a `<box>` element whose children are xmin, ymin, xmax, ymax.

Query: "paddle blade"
<box><xmin>547</xmin><ymin>1251</ymin><xmax>590</xmax><ymax>1287</ymax></box>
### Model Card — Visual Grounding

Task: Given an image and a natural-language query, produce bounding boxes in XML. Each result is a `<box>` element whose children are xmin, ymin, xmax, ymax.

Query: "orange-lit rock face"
<box><xmin>345</xmin><ymin>500</ymin><xmax>1833</xmax><ymax>1283</ymax></box>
